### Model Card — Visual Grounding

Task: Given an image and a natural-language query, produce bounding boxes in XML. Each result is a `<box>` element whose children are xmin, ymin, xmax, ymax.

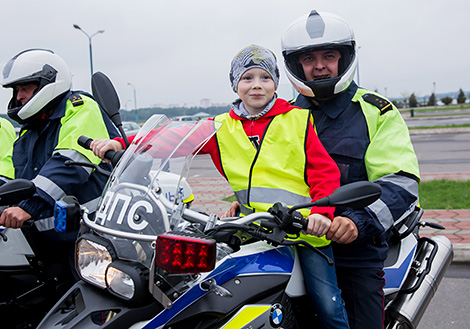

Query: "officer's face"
<box><xmin>15</xmin><ymin>83</ymin><xmax>38</xmax><ymax>105</ymax></box>
<box><xmin>298</xmin><ymin>49</ymin><xmax>341</xmax><ymax>81</ymax></box>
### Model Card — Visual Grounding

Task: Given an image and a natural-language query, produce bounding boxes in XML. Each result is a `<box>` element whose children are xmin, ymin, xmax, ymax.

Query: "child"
<box><xmin>91</xmin><ymin>45</ymin><xmax>349</xmax><ymax>329</ymax></box>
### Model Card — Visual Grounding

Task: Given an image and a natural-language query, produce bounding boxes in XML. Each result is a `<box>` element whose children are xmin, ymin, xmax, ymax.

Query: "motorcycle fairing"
<box><xmin>142</xmin><ymin>246</ymin><xmax>295</xmax><ymax>328</ymax></box>
<box><xmin>0</xmin><ymin>228</ymin><xmax>34</xmax><ymax>266</ymax></box>
<box><xmin>36</xmin><ymin>280</ymin><xmax>163</xmax><ymax>329</ymax></box>
<box><xmin>147</xmin><ymin>276</ymin><xmax>290</xmax><ymax>329</ymax></box>
<box><xmin>383</xmin><ymin>229</ymin><xmax>418</xmax><ymax>294</ymax></box>
<box><xmin>383</xmin><ymin>244</ymin><xmax>416</xmax><ymax>294</ymax></box>
<box><xmin>219</xmin><ymin>305</ymin><xmax>271</xmax><ymax>329</ymax></box>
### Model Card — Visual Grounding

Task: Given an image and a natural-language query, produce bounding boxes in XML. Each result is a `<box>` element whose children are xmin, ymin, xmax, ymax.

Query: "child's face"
<box><xmin>237</xmin><ymin>68</ymin><xmax>276</xmax><ymax>115</ymax></box>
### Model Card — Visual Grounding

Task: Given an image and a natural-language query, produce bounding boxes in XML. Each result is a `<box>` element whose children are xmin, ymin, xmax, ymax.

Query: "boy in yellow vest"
<box><xmin>91</xmin><ymin>45</ymin><xmax>348</xmax><ymax>328</ymax></box>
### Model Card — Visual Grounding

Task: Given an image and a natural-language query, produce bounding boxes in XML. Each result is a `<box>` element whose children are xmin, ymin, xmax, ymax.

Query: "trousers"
<box><xmin>297</xmin><ymin>245</ymin><xmax>349</xmax><ymax>329</ymax></box>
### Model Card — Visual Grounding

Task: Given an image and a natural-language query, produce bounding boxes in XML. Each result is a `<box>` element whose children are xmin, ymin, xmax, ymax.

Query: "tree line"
<box><xmin>403</xmin><ymin>89</ymin><xmax>467</xmax><ymax>108</ymax></box>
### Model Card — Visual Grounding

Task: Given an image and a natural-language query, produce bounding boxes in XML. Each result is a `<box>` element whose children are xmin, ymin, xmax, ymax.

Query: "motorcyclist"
<box><xmin>0</xmin><ymin>49</ymin><xmax>119</xmax><ymax>278</ymax></box>
<box><xmin>281</xmin><ymin>10</ymin><xmax>420</xmax><ymax>329</ymax></box>
<box><xmin>0</xmin><ymin>117</ymin><xmax>15</xmax><ymax>185</ymax></box>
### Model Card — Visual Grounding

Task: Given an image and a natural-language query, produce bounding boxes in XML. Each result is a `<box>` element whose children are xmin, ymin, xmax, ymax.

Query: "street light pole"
<box><xmin>128</xmin><ymin>82</ymin><xmax>138</xmax><ymax>124</ymax></box>
<box><xmin>73</xmin><ymin>24</ymin><xmax>104</xmax><ymax>79</ymax></box>
<box><xmin>356</xmin><ymin>46</ymin><xmax>361</xmax><ymax>86</ymax></box>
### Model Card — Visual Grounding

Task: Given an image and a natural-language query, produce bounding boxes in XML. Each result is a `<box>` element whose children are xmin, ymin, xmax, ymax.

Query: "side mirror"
<box><xmin>0</xmin><ymin>179</ymin><xmax>36</xmax><ymax>206</ymax></box>
<box><xmin>289</xmin><ymin>181</ymin><xmax>382</xmax><ymax>213</ymax></box>
<box><xmin>92</xmin><ymin>72</ymin><xmax>129</xmax><ymax>148</ymax></box>
<box><xmin>325</xmin><ymin>181</ymin><xmax>382</xmax><ymax>208</ymax></box>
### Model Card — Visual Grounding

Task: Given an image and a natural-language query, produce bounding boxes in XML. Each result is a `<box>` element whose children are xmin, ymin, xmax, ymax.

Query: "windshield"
<box><xmin>92</xmin><ymin>114</ymin><xmax>221</xmax><ymax>266</ymax></box>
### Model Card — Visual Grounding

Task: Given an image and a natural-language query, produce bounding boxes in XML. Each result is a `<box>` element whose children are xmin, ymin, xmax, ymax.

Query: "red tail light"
<box><xmin>156</xmin><ymin>233</ymin><xmax>216</xmax><ymax>274</ymax></box>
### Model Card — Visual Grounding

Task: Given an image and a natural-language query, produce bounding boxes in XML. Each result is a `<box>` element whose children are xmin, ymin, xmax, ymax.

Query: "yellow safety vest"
<box><xmin>0</xmin><ymin>117</ymin><xmax>15</xmax><ymax>180</ymax></box>
<box><xmin>215</xmin><ymin>110</ymin><xmax>330</xmax><ymax>247</ymax></box>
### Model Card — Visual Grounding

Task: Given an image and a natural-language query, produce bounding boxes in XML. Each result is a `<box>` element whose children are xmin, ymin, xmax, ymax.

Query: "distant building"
<box><xmin>200</xmin><ymin>98</ymin><xmax>211</xmax><ymax>108</ymax></box>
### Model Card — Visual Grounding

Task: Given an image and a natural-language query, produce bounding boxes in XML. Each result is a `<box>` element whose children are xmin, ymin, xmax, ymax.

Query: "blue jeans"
<box><xmin>297</xmin><ymin>245</ymin><xmax>349</xmax><ymax>329</ymax></box>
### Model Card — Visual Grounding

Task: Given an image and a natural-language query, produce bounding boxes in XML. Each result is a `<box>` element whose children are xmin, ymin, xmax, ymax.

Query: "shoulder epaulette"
<box><xmin>68</xmin><ymin>93</ymin><xmax>84</xmax><ymax>107</ymax></box>
<box><xmin>362</xmin><ymin>93</ymin><xmax>392</xmax><ymax>115</ymax></box>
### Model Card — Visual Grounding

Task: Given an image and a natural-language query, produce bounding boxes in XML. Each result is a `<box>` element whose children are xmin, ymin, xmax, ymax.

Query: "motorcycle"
<box><xmin>0</xmin><ymin>179</ymin><xmax>79</xmax><ymax>329</ymax></box>
<box><xmin>37</xmin><ymin>73</ymin><xmax>453</xmax><ymax>329</ymax></box>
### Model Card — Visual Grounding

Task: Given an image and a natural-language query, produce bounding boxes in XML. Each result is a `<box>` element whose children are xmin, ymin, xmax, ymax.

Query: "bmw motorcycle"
<box><xmin>37</xmin><ymin>73</ymin><xmax>453</xmax><ymax>329</ymax></box>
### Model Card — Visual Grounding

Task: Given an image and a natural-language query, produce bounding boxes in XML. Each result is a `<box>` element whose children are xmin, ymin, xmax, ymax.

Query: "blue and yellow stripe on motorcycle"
<box><xmin>220</xmin><ymin>305</ymin><xmax>271</xmax><ymax>329</ymax></box>
<box><xmin>183</xmin><ymin>193</ymin><xmax>194</xmax><ymax>203</ymax></box>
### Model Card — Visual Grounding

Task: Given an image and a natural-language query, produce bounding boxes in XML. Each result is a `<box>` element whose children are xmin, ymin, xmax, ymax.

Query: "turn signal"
<box><xmin>156</xmin><ymin>233</ymin><xmax>216</xmax><ymax>274</ymax></box>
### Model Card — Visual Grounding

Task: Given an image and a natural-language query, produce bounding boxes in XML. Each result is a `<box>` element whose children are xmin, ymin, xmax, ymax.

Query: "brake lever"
<box><xmin>64</xmin><ymin>160</ymin><xmax>111</xmax><ymax>177</ymax></box>
<box><xmin>421</xmin><ymin>221</ymin><xmax>445</xmax><ymax>230</ymax></box>
<box><xmin>281</xmin><ymin>239</ymin><xmax>334</xmax><ymax>266</ymax></box>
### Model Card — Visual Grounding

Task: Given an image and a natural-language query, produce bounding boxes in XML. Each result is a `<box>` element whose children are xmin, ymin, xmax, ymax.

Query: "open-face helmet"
<box><xmin>2</xmin><ymin>49</ymin><xmax>72</xmax><ymax>124</ymax></box>
<box><xmin>281</xmin><ymin>10</ymin><xmax>357</xmax><ymax>102</ymax></box>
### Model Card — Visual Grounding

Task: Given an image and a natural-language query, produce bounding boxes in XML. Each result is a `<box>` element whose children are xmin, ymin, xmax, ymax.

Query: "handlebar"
<box><xmin>78</xmin><ymin>135</ymin><xmax>124</xmax><ymax>167</ymax></box>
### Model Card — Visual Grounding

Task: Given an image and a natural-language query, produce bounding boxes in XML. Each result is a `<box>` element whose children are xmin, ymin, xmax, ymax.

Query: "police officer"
<box><xmin>281</xmin><ymin>11</ymin><xmax>420</xmax><ymax>329</ymax></box>
<box><xmin>0</xmin><ymin>117</ymin><xmax>15</xmax><ymax>185</ymax></box>
<box><xmin>0</xmin><ymin>49</ymin><xmax>118</xmax><ymax>276</ymax></box>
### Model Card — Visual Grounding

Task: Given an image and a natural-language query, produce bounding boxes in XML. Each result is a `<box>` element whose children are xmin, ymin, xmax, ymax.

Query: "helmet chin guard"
<box><xmin>281</xmin><ymin>10</ymin><xmax>357</xmax><ymax>102</ymax></box>
<box><xmin>2</xmin><ymin>49</ymin><xmax>72</xmax><ymax>124</ymax></box>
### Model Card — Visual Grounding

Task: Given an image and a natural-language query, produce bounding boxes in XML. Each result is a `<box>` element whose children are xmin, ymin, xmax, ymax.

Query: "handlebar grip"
<box><xmin>78</xmin><ymin>135</ymin><xmax>117</xmax><ymax>163</ymax></box>
<box><xmin>78</xmin><ymin>135</ymin><xmax>93</xmax><ymax>150</ymax></box>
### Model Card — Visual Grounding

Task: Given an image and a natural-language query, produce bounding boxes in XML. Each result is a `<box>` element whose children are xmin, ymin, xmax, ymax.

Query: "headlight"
<box><xmin>105</xmin><ymin>260</ymin><xmax>148</xmax><ymax>302</ymax></box>
<box><xmin>76</xmin><ymin>236</ymin><xmax>114</xmax><ymax>289</ymax></box>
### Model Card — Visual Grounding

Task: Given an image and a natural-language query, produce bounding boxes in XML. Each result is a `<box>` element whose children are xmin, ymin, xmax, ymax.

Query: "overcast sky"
<box><xmin>1</xmin><ymin>0</ymin><xmax>469</xmax><ymax>114</ymax></box>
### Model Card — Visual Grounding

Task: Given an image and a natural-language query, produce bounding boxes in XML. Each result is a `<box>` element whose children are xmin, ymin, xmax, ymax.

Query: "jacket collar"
<box><xmin>296</xmin><ymin>82</ymin><xmax>358</xmax><ymax>120</ymax></box>
<box><xmin>229</xmin><ymin>98</ymin><xmax>295</xmax><ymax>121</ymax></box>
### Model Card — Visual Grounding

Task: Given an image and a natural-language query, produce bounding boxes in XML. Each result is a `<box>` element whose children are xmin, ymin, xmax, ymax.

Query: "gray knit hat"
<box><xmin>229</xmin><ymin>45</ymin><xmax>280</xmax><ymax>93</ymax></box>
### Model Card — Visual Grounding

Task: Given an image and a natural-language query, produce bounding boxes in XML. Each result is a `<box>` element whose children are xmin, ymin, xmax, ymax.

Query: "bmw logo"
<box><xmin>269</xmin><ymin>303</ymin><xmax>284</xmax><ymax>328</ymax></box>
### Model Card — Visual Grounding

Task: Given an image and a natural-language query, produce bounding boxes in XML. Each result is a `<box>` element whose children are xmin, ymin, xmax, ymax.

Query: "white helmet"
<box><xmin>281</xmin><ymin>10</ymin><xmax>357</xmax><ymax>102</ymax></box>
<box><xmin>2</xmin><ymin>49</ymin><xmax>72</xmax><ymax>124</ymax></box>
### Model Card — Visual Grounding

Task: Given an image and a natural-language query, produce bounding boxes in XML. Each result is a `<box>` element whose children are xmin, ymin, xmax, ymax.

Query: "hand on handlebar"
<box><xmin>90</xmin><ymin>139</ymin><xmax>123</xmax><ymax>162</ymax></box>
<box><xmin>0</xmin><ymin>207</ymin><xmax>32</xmax><ymax>229</ymax></box>
<box><xmin>326</xmin><ymin>216</ymin><xmax>358</xmax><ymax>244</ymax></box>
<box><xmin>304</xmin><ymin>213</ymin><xmax>331</xmax><ymax>237</ymax></box>
<box><xmin>222</xmin><ymin>201</ymin><xmax>240</xmax><ymax>218</ymax></box>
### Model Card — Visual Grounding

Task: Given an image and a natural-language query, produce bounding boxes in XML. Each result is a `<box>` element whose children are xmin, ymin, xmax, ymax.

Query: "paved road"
<box><xmin>418</xmin><ymin>263</ymin><xmax>470</xmax><ymax>328</ymax></box>
<box><xmin>410</xmin><ymin>132</ymin><xmax>470</xmax><ymax>175</ymax></box>
<box><xmin>406</xmin><ymin>116</ymin><xmax>470</xmax><ymax>127</ymax></box>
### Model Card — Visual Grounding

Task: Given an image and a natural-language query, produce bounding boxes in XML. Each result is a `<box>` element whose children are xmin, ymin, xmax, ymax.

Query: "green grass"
<box><xmin>409</xmin><ymin>123</ymin><xmax>470</xmax><ymax>130</ymax></box>
<box><xmin>223</xmin><ymin>180</ymin><xmax>470</xmax><ymax>210</ymax></box>
<box><xmin>223</xmin><ymin>195</ymin><xmax>237</xmax><ymax>203</ymax></box>
<box><xmin>419</xmin><ymin>179</ymin><xmax>470</xmax><ymax>210</ymax></box>
<box><xmin>400</xmin><ymin>105</ymin><xmax>470</xmax><ymax>113</ymax></box>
